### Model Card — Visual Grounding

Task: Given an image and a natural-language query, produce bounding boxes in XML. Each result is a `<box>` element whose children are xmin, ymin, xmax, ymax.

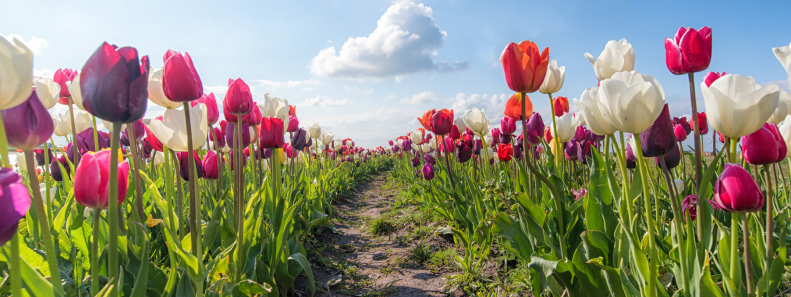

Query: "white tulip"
<box><xmin>142</xmin><ymin>103</ymin><xmax>209</xmax><ymax>152</ymax></box>
<box><xmin>102</xmin><ymin>118</ymin><xmax>126</xmax><ymax>132</ymax></box>
<box><xmin>15</xmin><ymin>152</ymin><xmax>27</xmax><ymax>172</ymax></box>
<box><xmin>428</xmin><ymin>137</ymin><xmax>438</xmax><ymax>150</ymax></box>
<box><xmin>421</xmin><ymin>143</ymin><xmax>431</xmax><ymax>153</ymax></box>
<box><xmin>551</xmin><ymin>113</ymin><xmax>580</xmax><ymax>143</ymax></box>
<box><xmin>778</xmin><ymin>115</ymin><xmax>791</xmax><ymax>158</ymax></box>
<box><xmin>539</xmin><ymin>59</ymin><xmax>566</xmax><ymax>94</ymax></box>
<box><xmin>701</xmin><ymin>74</ymin><xmax>780</xmax><ymax>138</ymax></box>
<box><xmin>51</xmin><ymin>113</ymin><xmax>71</xmax><ymax>137</ymax></box>
<box><xmin>221</xmin><ymin>144</ymin><xmax>231</xmax><ymax>153</ymax></box>
<box><xmin>411</xmin><ymin>143</ymin><xmax>420</xmax><ymax>152</ymax></box>
<box><xmin>152</xmin><ymin>151</ymin><xmax>165</xmax><ymax>165</ymax></box>
<box><xmin>0</xmin><ymin>34</ymin><xmax>33</xmax><ymax>110</ymax></box>
<box><xmin>39</xmin><ymin>183</ymin><xmax>57</xmax><ymax>204</ymax></box>
<box><xmin>597</xmin><ymin>71</ymin><xmax>665</xmax><ymax>134</ymax></box>
<box><xmin>332</xmin><ymin>138</ymin><xmax>343</xmax><ymax>150</ymax></box>
<box><xmin>410</xmin><ymin>129</ymin><xmax>424</xmax><ymax>144</ymax></box>
<box><xmin>483</xmin><ymin>134</ymin><xmax>494</xmax><ymax>146</ymax></box>
<box><xmin>147</xmin><ymin>66</ymin><xmax>182</xmax><ymax>109</ymax></box>
<box><xmin>768</xmin><ymin>89</ymin><xmax>791</xmax><ymax>124</ymax></box>
<box><xmin>259</xmin><ymin>93</ymin><xmax>290</xmax><ymax>133</ymax></box>
<box><xmin>584</xmin><ymin>39</ymin><xmax>635</xmax><ymax>81</ymax></box>
<box><xmin>454</xmin><ymin>117</ymin><xmax>467</xmax><ymax>133</ymax></box>
<box><xmin>66</xmin><ymin>75</ymin><xmax>85</xmax><ymax>110</ymax></box>
<box><xmin>308</xmin><ymin>122</ymin><xmax>322</xmax><ymax>139</ymax></box>
<box><xmin>673</xmin><ymin>179</ymin><xmax>685</xmax><ymax>193</ymax></box>
<box><xmin>462</xmin><ymin>107</ymin><xmax>490</xmax><ymax>135</ymax></box>
<box><xmin>33</xmin><ymin>77</ymin><xmax>59</xmax><ymax>109</ymax></box>
<box><xmin>320</xmin><ymin>131</ymin><xmax>333</xmax><ymax>146</ymax></box>
<box><xmin>62</xmin><ymin>109</ymin><xmax>92</xmax><ymax>134</ymax></box>
<box><xmin>773</xmin><ymin>43</ymin><xmax>791</xmax><ymax>87</ymax></box>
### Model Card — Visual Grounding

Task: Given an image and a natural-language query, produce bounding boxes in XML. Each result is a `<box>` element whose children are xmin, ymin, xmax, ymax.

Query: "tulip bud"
<box><xmin>422</xmin><ymin>163</ymin><xmax>435</xmax><ymax>181</ymax></box>
<box><xmin>225</xmin><ymin>122</ymin><xmax>251</xmax><ymax>148</ymax></box>
<box><xmin>223</xmin><ymin>78</ymin><xmax>254</xmax><ymax>119</ymax></box>
<box><xmin>504</xmin><ymin>93</ymin><xmax>533</xmax><ymax>121</ymax></box>
<box><xmin>53</xmin><ymin>68</ymin><xmax>78</xmax><ymax>104</ymax></box>
<box><xmin>291</xmin><ymin>128</ymin><xmax>308</xmax><ymax>151</ymax></box>
<box><xmin>543</xmin><ymin>126</ymin><xmax>553</xmax><ymax>144</ymax></box>
<box><xmin>501</xmin><ymin>116</ymin><xmax>517</xmax><ymax>135</ymax></box>
<box><xmin>0</xmin><ymin>34</ymin><xmax>34</xmax><ymax>111</ymax></box>
<box><xmin>576</xmin><ymin>140</ymin><xmax>595</xmax><ymax>164</ymax></box>
<box><xmin>655</xmin><ymin>143</ymin><xmax>681</xmax><ymax>170</ymax></box>
<box><xmin>74</xmin><ymin>150</ymin><xmax>130</xmax><ymax>209</ymax></box>
<box><xmin>2</xmin><ymin>91</ymin><xmax>55</xmax><ymax>150</ymax></box>
<box><xmin>714</xmin><ymin>163</ymin><xmax>764</xmax><ymax>213</ymax></box>
<box><xmin>742</xmin><ymin>123</ymin><xmax>786</xmax><ymax>165</ymax></box>
<box><xmin>565</xmin><ymin>139</ymin><xmax>578</xmax><ymax>161</ymax></box>
<box><xmin>162</xmin><ymin>50</ymin><xmax>203</xmax><ymax>102</ymax></box>
<box><xmin>411</xmin><ymin>151</ymin><xmax>420</xmax><ymax>167</ymax></box>
<box><xmin>34</xmin><ymin>148</ymin><xmax>54</xmax><ymax>166</ymax></box>
<box><xmin>76</xmin><ymin>128</ymin><xmax>111</xmax><ymax>154</ymax></box>
<box><xmin>178</xmin><ymin>152</ymin><xmax>203</xmax><ymax>181</ymax></box>
<box><xmin>80</xmin><ymin>42</ymin><xmax>149</xmax><ymax>123</ymax></box>
<box><xmin>691</xmin><ymin>112</ymin><xmax>709</xmax><ymax>135</ymax></box>
<box><xmin>640</xmin><ymin>104</ymin><xmax>676</xmax><ymax>157</ymax></box>
<box><xmin>0</xmin><ymin>168</ymin><xmax>31</xmax><ymax>245</ymax></box>
<box><xmin>674</xmin><ymin>125</ymin><xmax>687</xmax><ymax>142</ymax></box>
<box><xmin>584</xmin><ymin>39</ymin><xmax>635</xmax><ymax>81</ymax></box>
<box><xmin>287</xmin><ymin>115</ymin><xmax>299</xmax><ymax>133</ymax></box>
<box><xmin>572</xmin><ymin>188</ymin><xmax>586</xmax><ymax>200</ymax></box>
<box><xmin>703</xmin><ymin>71</ymin><xmax>727</xmax><ymax>88</ymax></box>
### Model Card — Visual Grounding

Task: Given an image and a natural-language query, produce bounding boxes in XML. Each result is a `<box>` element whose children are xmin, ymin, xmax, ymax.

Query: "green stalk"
<box><xmin>235</xmin><ymin>116</ymin><xmax>244</xmax><ymax>281</ymax></box>
<box><xmin>658</xmin><ymin>157</ymin><xmax>689</xmax><ymax>295</ymax></box>
<box><xmin>763</xmin><ymin>163</ymin><xmax>774</xmax><ymax>282</ymax></box>
<box><xmin>442</xmin><ymin>135</ymin><xmax>456</xmax><ymax>191</ymax></box>
<box><xmin>44</xmin><ymin>145</ymin><xmax>53</xmax><ymax>228</ymax></box>
<box><xmin>182</xmin><ymin>103</ymin><xmax>201</xmax><ymax>260</ymax></box>
<box><xmin>91</xmin><ymin>209</ymin><xmax>101</xmax><ymax>295</ymax></box>
<box><xmin>728</xmin><ymin>138</ymin><xmax>740</xmax><ymax>288</ymax></box>
<box><xmin>687</xmin><ymin>73</ymin><xmax>704</xmax><ymax>245</ymax></box>
<box><xmin>107</xmin><ymin>122</ymin><xmax>122</xmax><ymax>295</ymax></box>
<box><xmin>741</xmin><ymin>213</ymin><xmax>754</xmax><ymax>296</ymax></box>
<box><xmin>548</xmin><ymin>93</ymin><xmax>561</xmax><ymax>175</ymax></box>
<box><xmin>632</xmin><ymin>136</ymin><xmax>657</xmax><ymax>297</ymax></box>
<box><xmin>126</xmin><ymin>124</ymin><xmax>145</xmax><ymax>223</ymax></box>
<box><xmin>24</xmin><ymin>150</ymin><xmax>64</xmax><ymax>294</ymax></box>
<box><xmin>67</xmin><ymin>98</ymin><xmax>80</xmax><ymax>165</ymax></box>
<box><xmin>0</xmin><ymin>112</ymin><xmax>10</xmax><ymax>168</ymax></box>
<box><xmin>10</xmin><ymin>233</ymin><xmax>21</xmax><ymax>297</ymax></box>
<box><xmin>92</xmin><ymin>115</ymin><xmax>99</xmax><ymax>152</ymax></box>
<box><xmin>613</xmin><ymin>133</ymin><xmax>632</xmax><ymax>228</ymax></box>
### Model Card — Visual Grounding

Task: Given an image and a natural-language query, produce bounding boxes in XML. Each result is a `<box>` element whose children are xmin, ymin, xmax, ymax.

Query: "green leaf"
<box><xmin>492</xmin><ymin>213</ymin><xmax>533</xmax><ymax>261</ymax></box>
<box><xmin>234</xmin><ymin>279</ymin><xmax>272</xmax><ymax>296</ymax></box>
<box><xmin>289</xmin><ymin>253</ymin><xmax>315</xmax><ymax>296</ymax></box>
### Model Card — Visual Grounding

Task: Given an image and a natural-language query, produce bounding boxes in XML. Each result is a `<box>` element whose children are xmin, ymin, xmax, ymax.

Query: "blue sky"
<box><xmin>3</xmin><ymin>0</ymin><xmax>791</xmax><ymax>149</ymax></box>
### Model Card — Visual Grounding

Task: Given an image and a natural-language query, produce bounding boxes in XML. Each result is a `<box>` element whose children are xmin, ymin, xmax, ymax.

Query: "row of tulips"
<box><xmin>386</xmin><ymin>27</ymin><xmax>791</xmax><ymax>296</ymax></box>
<box><xmin>0</xmin><ymin>34</ymin><xmax>394</xmax><ymax>297</ymax></box>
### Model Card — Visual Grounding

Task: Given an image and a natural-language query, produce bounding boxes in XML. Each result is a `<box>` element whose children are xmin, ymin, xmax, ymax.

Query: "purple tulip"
<box><xmin>422</xmin><ymin>163</ymin><xmax>435</xmax><ymax>181</ymax></box>
<box><xmin>80</xmin><ymin>42</ymin><xmax>149</xmax><ymax>123</ymax></box>
<box><xmin>0</xmin><ymin>168</ymin><xmax>31</xmax><ymax>245</ymax></box>
<box><xmin>565</xmin><ymin>139</ymin><xmax>578</xmax><ymax>161</ymax></box>
<box><xmin>2</xmin><ymin>91</ymin><xmax>54</xmax><ymax>150</ymax></box>
<box><xmin>225</xmin><ymin>122</ymin><xmax>251</xmax><ymax>148</ymax></box>
<box><xmin>291</xmin><ymin>128</ymin><xmax>307</xmax><ymax>151</ymax></box>
<box><xmin>655</xmin><ymin>143</ymin><xmax>681</xmax><ymax>170</ymax></box>
<box><xmin>76</xmin><ymin>128</ymin><xmax>111</xmax><ymax>154</ymax></box>
<box><xmin>50</xmin><ymin>155</ymin><xmax>70</xmax><ymax>182</ymax></box>
<box><xmin>178</xmin><ymin>152</ymin><xmax>203</xmax><ymax>181</ymax></box>
<box><xmin>640</xmin><ymin>104</ymin><xmax>677</xmax><ymax>157</ymax></box>
<box><xmin>424</xmin><ymin>153</ymin><xmax>436</xmax><ymax>166</ymax></box>
<box><xmin>411</xmin><ymin>151</ymin><xmax>421</xmax><ymax>167</ymax></box>
<box><xmin>525</xmin><ymin>112</ymin><xmax>544</xmax><ymax>146</ymax></box>
<box><xmin>34</xmin><ymin>148</ymin><xmax>54</xmax><ymax>166</ymax></box>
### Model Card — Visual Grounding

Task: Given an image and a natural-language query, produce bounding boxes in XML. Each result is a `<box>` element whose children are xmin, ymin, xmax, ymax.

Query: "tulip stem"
<box><xmin>548</xmin><ymin>93</ymin><xmax>562</xmax><ymax>176</ymax></box>
<box><xmin>127</xmin><ymin>124</ymin><xmax>145</xmax><ymax>223</ymax></box>
<box><xmin>741</xmin><ymin>213</ymin><xmax>755</xmax><ymax>296</ymax></box>
<box><xmin>24</xmin><ymin>150</ymin><xmax>65</xmax><ymax>295</ymax></box>
<box><xmin>633</xmin><ymin>136</ymin><xmax>658</xmax><ymax>297</ymax></box>
<box><xmin>67</xmin><ymin>98</ymin><xmax>80</xmax><ymax>165</ymax></box>
<box><xmin>763</xmin><ymin>164</ymin><xmax>774</xmax><ymax>284</ymax></box>
<box><xmin>182</xmin><ymin>103</ymin><xmax>201</xmax><ymax>262</ymax></box>
<box><xmin>9</xmin><ymin>233</ymin><xmax>21</xmax><ymax>297</ymax></box>
<box><xmin>91</xmin><ymin>208</ymin><xmax>101</xmax><ymax>296</ymax></box>
<box><xmin>658</xmin><ymin>157</ymin><xmax>689</xmax><ymax>295</ymax></box>
<box><xmin>442</xmin><ymin>135</ymin><xmax>456</xmax><ymax>191</ymax></box>
<box><xmin>92</xmin><ymin>115</ymin><xmax>99</xmax><ymax>154</ymax></box>
<box><xmin>687</xmin><ymin>73</ymin><xmax>705</xmax><ymax>247</ymax></box>
<box><xmin>0</xmin><ymin>112</ymin><xmax>10</xmax><ymax>168</ymax></box>
<box><xmin>235</xmin><ymin>116</ymin><xmax>244</xmax><ymax>282</ymax></box>
<box><xmin>613</xmin><ymin>133</ymin><xmax>632</xmax><ymax>228</ymax></box>
<box><xmin>727</xmin><ymin>138</ymin><xmax>741</xmax><ymax>290</ymax></box>
<box><xmin>107</xmin><ymin>123</ymin><xmax>122</xmax><ymax>295</ymax></box>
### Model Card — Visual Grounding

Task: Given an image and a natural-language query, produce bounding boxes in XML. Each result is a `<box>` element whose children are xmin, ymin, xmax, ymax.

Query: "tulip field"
<box><xmin>3</xmin><ymin>23</ymin><xmax>791</xmax><ymax>297</ymax></box>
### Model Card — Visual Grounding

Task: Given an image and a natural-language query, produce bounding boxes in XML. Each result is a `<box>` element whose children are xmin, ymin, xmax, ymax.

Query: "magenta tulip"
<box><xmin>704</xmin><ymin>71</ymin><xmax>727</xmax><ymax>87</ymax></box>
<box><xmin>665</xmin><ymin>26</ymin><xmax>712</xmax><ymax>75</ymax></box>
<box><xmin>80</xmin><ymin>42</ymin><xmax>149</xmax><ymax>123</ymax></box>
<box><xmin>74</xmin><ymin>150</ymin><xmax>129</xmax><ymax>209</ymax></box>
<box><xmin>202</xmin><ymin>151</ymin><xmax>219</xmax><ymax>180</ymax></box>
<box><xmin>192</xmin><ymin>92</ymin><xmax>219</xmax><ymax>125</ymax></box>
<box><xmin>287</xmin><ymin>115</ymin><xmax>299</xmax><ymax>133</ymax></box>
<box><xmin>714</xmin><ymin>163</ymin><xmax>764</xmax><ymax>213</ymax></box>
<box><xmin>422</xmin><ymin>163</ymin><xmax>435</xmax><ymax>181</ymax></box>
<box><xmin>501</xmin><ymin>117</ymin><xmax>517</xmax><ymax>135</ymax></box>
<box><xmin>0</xmin><ymin>168</ymin><xmax>31</xmax><ymax>245</ymax></box>
<box><xmin>2</xmin><ymin>91</ymin><xmax>54</xmax><ymax>150</ymax></box>
<box><xmin>258</xmin><ymin>117</ymin><xmax>285</xmax><ymax>149</ymax></box>
<box><xmin>674</xmin><ymin>125</ymin><xmax>687</xmax><ymax>142</ymax></box>
<box><xmin>742</xmin><ymin>123</ymin><xmax>786</xmax><ymax>165</ymax></box>
<box><xmin>53</xmin><ymin>68</ymin><xmax>77</xmax><ymax>104</ymax></box>
<box><xmin>162</xmin><ymin>50</ymin><xmax>203</xmax><ymax>102</ymax></box>
<box><xmin>223</xmin><ymin>78</ymin><xmax>254</xmax><ymax>116</ymax></box>
<box><xmin>682</xmin><ymin>195</ymin><xmax>720</xmax><ymax>222</ymax></box>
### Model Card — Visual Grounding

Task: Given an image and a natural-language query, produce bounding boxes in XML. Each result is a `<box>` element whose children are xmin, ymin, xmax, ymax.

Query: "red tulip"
<box><xmin>665</xmin><ymin>26</ymin><xmax>712</xmax><ymax>75</ymax></box>
<box><xmin>287</xmin><ymin>115</ymin><xmax>299</xmax><ymax>133</ymax></box>
<box><xmin>692</xmin><ymin>112</ymin><xmax>708</xmax><ymax>134</ymax></box>
<box><xmin>543</xmin><ymin>126</ymin><xmax>553</xmax><ymax>143</ymax></box>
<box><xmin>704</xmin><ymin>71</ymin><xmax>727</xmax><ymax>87</ymax></box>
<box><xmin>192</xmin><ymin>92</ymin><xmax>219</xmax><ymax>125</ymax></box>
<box><xmin>500</xmin><ymin>41</ymin><xmax>549</xmax><ymax>93</ymax></box>
<box><xmin>449</xmin><ymin>126</ymin><xmax>461</xmax><ymax>140</ymax></box>
<box><xmin>74</xmin><ymin>150</ymin><xmax>129</xmax><ymax>209</ymax></box>
<box><xmin>552</xmin><ymin>96</ymin><xmax>569</xmax><ymax>117</ymax></box>
<box><xmin>497</xmin><ymin>143</ymin><xmax>513</xmax><ymax>162</ymax></box>
<box><xmin>417</xmin><ymin>109</ymin><xmax>436</xmax><ymax>132</ymax></box>
<box><xmin>80</xmin><ymin>42</ymin><xmax>149</xmax><ymax>123</ymax></box>
<box><xmin>431</xmin><ymin>109</ymin><xmax>453</xmax><ymax>135</ymax></box>
<box><xmin>714</xmin><ymin>163</ymin><xmax>764</xmax><ymax>213</ymax></box>
<box><xmin>504</xmin><ymin>93</ymin><xmax>533</xmax><ymax>121</ymax></box>
<box><xmin>289</xmin><ymin>105</ymin><xmax>297</xmax><ymax>117</ymax></box>
<box><xmin>742</xmin><ymin>123</ymin><xmax>786</xmax><ymax>165</ymax></box>
<box><xmin>162</xmin><ymin>50</ymin><xmax>203</xmax><ymax>102</ymax></box>
<box><xmin>202</xmin><ymin>151</ymin><xmax>219</xmax><ymax>180</ymax></box>
<box><xmin>143</xmin><ymin>117</ymin><xmax>164</xmax><ymax>152</ymax></box>
<box><xmin>258</xmin><ymin>117</ymin><xmax>285</xmax><ymax>149</ymax></box>
<box><xmin>53</xmin><ymin>68</ymin><xmax>77</xmax><ymax>104</ymax></box>
<box><xmin>674</xmin><ymin>125</ymin><xmax>687</xmax><ymax>142</ymax></box>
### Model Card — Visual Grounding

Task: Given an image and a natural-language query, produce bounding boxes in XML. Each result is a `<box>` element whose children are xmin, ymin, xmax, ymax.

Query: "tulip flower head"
<box><xmin>584</xmin><ymin>39</ymin><xmax>635</xmax><ymax>81</ymax></box>
<box><xmin>162</xmin><ymin>50</ymin><xmax>203</xmax><ymax>102</ymax></box>
<box><xmin>0</xmin><ymin>168</ymin><xmax>31</xmax><ymax>245</ymax></box>
<box><xmin>665</xmin><ymin>27</ymin><xmax>712</xmax><ymax>75</ymax></box>
<box><xmin>500</xmin><ymin>40</ymin><xmax>549</xmax><ymax>93</ymax></box>
<box><xmin>779</xmin><ymin>115</ymin><xmax>791</xmax><ymax>159</ymax></box>
<box><xmin>501</xmin><ymin>117</ymin><xmax>517</xmax><ymax>135</ymax></box>
<box><xmin>74</xmin><ymin>150</ymin><xmax>129</xmax><ymax>209</ymax></box>
<box><xmin>422</xmin><ymin>163</ymin><xmax>435</xmax><ymax>181</ymax></box>
<box><xmin>148</xmin><ymin>66</ymin><xmax>182</xmax><ymax>109</ymax></box>
<box><xmin>714</xmin><ymin>163</ymin><xmax>764</xmax><ymax>213</ymax></box>
<box><xmin>50</xmin><ymin>155</ymin><xmax>70</xmax><ymax>182</ymax></box>
<box><xmin>640</xmin><ymin>104</ymin><xmax>677</xmax><ymax>157</ymax></box>
<box><xmin>2</xmin><ymin>91</ymin><xmax>55</xmax><ymax>150</ymax></box>
<box><xmin>287</xmin><ymin>115</ymin><xmax>299</xmax><ymax>133</ymax></box>
<box><xmin>691</xmin><ymin>112</ymin><xmax>709</xmax><ymax>135</ymax></box>
<box><xmin>655</xmin><ymin>143</ymin><xmax>681</xmax><ymax>170</ymax></box>
<box><xmin>258</xmin><ymin>117</ymin><xmax>285</xmax><ymax>149</ymax></box>
<box><xmin>462</xmin><ymin>107</ymin><xmax>490</xmax><ymax>136</ymax></box>
<box><xmin>178</xmin><ymin>151</ymin><xmax>203</xmax><ymax>181</ymax></box>
<box><xmin>701</xmin><ymin>74</ymin><xmax>780</xmax><ymax>138</ymax></box>
<box><xmin>552</xmin><ymin>96</ymin><xmax>569</xmax><ymax>117</ymax></box>
<box><xmin>224</xmin><ymin>78</ymin><xmax>255</xmax><ymax>120</ymax></box>
<box><xmin>674</xmin><ymin>125</ymin><xmax>687</xmax><ymax>142</ymax></box>
<box><xmin>543</xmin><ymin>126</ymin><xmax>553</xmax><ymax>143</ymax></box>
<box><xmin>52</xmin><ymin>68</ymin><xmax>78</xmax><ymax>104</ymax></box>
<box><xmin>0</xmin><ymin>34</ymin><xmax>33</xmax><ymax>111</ymax></box>
<box><xmin>774</xmin><ymin>43</ymin><xmax>791</xmax><ymax>87</ymax></box>
<box><xmin>703</xmin><ymin>71</ymin><xmax>727</xmax><ymax>88</ymax></box>
<box><xmin>33</xmin><ymin>148</ymin><xmax>54</xmax><ymax>166</ymax></box>
<box><xmin>673</xmin><ymin>116</ymin><xmax>692</xmax><ymax>135</ymax></box>
<box><xmin>291</xmin><ymin>128</ymin><xmax>308</xmax><ymax>150</ymax></box>
<box><xmin>551</xmin><ymin>112</ymin><xmax>580</xmax><ymax>143</ymax></box>
<box><xmin>259</xmin><ymin>93</ymin><xmax>290</xmax><ymax>133</ymax></box>
<box><xmin>497</xmin><ymin>143</ymin><xmax>513</xmax><ymax>162</ymax></box>
<box><xmin>682</xmin><ymin>195</ymin><xmax>720</xmax><ymax>222</ymax></box>
<box><xmin>539</xmin><ymin>59</ymin><xmax>565</xmax><ymax>94</ymax></box>
<box><xmin>80</xmin><ymin>42</ymin><xmax>149</xmax><ymax>123</ymax></box>
<box><xmin>572</xmin><ymin>188</ymin><xmax>586</xmax><ymax>200</ymax></box>
<box><xmin>597</xmin><ymin>71</ymin><xmax>666</xmax><ymax>134</ymax></box>
<box><xmin>34</xmin><ymin>77</ymin><xmax>60</xmax><ymax>109</ymax></box>
<box><xmin>431</xmin><ymin>109</ymin><xmax>454</xmax><ymax>135</ymax></box>
<box><xmin>142</xmin><ymin>103</ymin><xmax>209</xmax><ymax>151</ymax></box>
<box><xmin>504</xmin><ymin>93</ymin><xmax>533</xmax><ymax>121</ymax></box>
<box><xmin>308</xmin><ymin>122</ymin><xmax>322</xmax><ymax>139</ymax></box>
<box><xmin>417</xmin><ymin>109</ymin><xmax>436</xmax><ymax>132</ymax></box>
<box><xmin>742</xmin><ymin>123</ymin><xmax>786</xmax><ymax>165</ymax></box>
<box><xmin>192</xmin><ymin>92</ymin><xmax>219</xmax><ymax>125</ymax></box>
<box><xmin>768</xmin><ymin>90</ymin><xmax>791</xmax><ymax>125</ymax></box>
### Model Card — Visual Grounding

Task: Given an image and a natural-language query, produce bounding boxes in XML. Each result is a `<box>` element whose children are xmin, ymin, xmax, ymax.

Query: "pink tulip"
<box><xmin>202</xmin><ymin>151</ymin><xmax>219</xmax><ymax>180</ymax></box>
<box><xmin>53</xmin><ymin>68</ymin><xmax>77</xmax><ymax>104</ymax></box>
<box><xmin>714</xmin><ymin>163</ymin><xmax>764</xmax><ymax>213</ymax></box>
<box><xmin>74</xmin><ymin>150</ymin><xmax>129</xmax><ymax>209</ymax></box>
<box><xmin>742</xmin><ymin>123</ymin><xmax>786</xmax><ymax>165</ymax></box>
<box><xmin>704</xmin><ymin>71</ymin><xmax>727</xmax><ymax>87</ymax></box>
<box><xmin>665</xmin><ymin>26</ymin><xmax>712</xmax><ymax>75</ymax></box>
<box><xmin>674</xmin><ymin>124</ymin><xmax>687</xmax><ymax>142</ymax></box>
<box><xmin>192</xmin><ymin>92</ymin><xmax>219</xmax><ymax>125</ymax></box>
<box><xmin>162</xmin><ymin>50</ymin><xmax>203</xmax><ymax>102</ymax></box>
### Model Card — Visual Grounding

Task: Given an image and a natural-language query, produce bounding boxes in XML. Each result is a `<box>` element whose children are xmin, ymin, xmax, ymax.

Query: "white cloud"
<box><xmin>450</xmin><ymin>93</ymin><xmax>509</xmax><ymax>123</ymax></box>
<box><xmin>400</xmin><ymin>91</ymin><xmax>437</xmax><ymax>105</ymax></box>
<box><xmin>297</xmin><ymin>95</ymin><xmax>351</xmax><ymax>108</ymax></box>
<box><xmin>253</xmin><ymin>79</ymin><xmax>320</xmax><ymax>92</ymax></box>
<box><xmin>760</xmin><ymin>79</ymin><xmax>790</xmax><ymax>93</ymax></box>
<box><xmin>384</xmin><ymin>94</ymin><xmax>399</xmax><ymax>101</ymax></box>
<box><xmin>343</xmin><ymin>86</ymin><xmax>374</xmax><ymax>96</ymax></box>
<box><xmin>7</xmin><ymin>34</ymin><xmax>48</xmax><ymax>55</ymax></box>
<box><xmin>309</xmin><ymin>0</ymin><xmax>469</xmax><ymax>79</ymax></box>
<box><xmin>34</xmin><ymin>68</ymin><xmax>55</xmax><ymax>78</ymax></box>
<box><xmin>312</xmin><ymin>106</ymin><xmax>423</xmax><ymax>147</ymax></box>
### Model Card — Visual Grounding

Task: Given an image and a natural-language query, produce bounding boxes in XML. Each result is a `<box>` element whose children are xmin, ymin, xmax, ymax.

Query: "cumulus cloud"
<box><xmin>309</xmin><ymin>1</ymin><xmax>468</xmax><ymax>80</ymax></box>
<box><xmin>6</xmin><ymin>34</ymin><xmax>48</xmax><ymax>55</ymax></box>
<box><xmin>400</xmin><ymin>91</ymin><xmax>437</xmax><ymax>105</ymax></box>
<box><xmin>450</xmin><ymin>93</ymin><xmax>509</xmax><ymax>123</ymax></box>
<box><xmin>253</xmin><ymin>79</ymin><xmax>320</xmax><ymax>92</ymax></box>
<box><xmin>297</xmin><ymin>95</ymin><xmax>351</xmax><ymax>108</ymax></box>
<box><xmin>343</xmin><ymin>86</ymin><xmax>374</xmax><ymax>96</ymax></box>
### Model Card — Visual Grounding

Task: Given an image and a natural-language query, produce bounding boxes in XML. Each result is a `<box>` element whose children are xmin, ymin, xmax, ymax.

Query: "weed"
<box><xmin>368</xmin><ymin>217</ymin><xmax>396</xmax><ymax>235</ymax></box>
<box><xmin>409</xmin><ymin>241</ymin><xmax>433</xmax><ymax>263</ymax></box>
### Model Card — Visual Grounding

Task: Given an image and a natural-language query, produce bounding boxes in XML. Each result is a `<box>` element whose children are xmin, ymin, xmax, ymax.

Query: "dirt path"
<box><xmin>302</xmin><ymin>170</ymin><xmax>458</xmax><ymax>297</ymax></box>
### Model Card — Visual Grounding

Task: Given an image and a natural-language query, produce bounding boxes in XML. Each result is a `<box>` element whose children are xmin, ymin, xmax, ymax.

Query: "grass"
<box><xmin>368</xmin><ymin>217</ymin><xmax>397</xmax><ymax>235</ymax></box>
<box><xmin>408</xmin><ymin>241</ymin><xmax>434</xmax><ymax>263</ymax></box>
<box><xmin>428</xmin><ymin>247</ymin><xmax>458</xmax><ymax>270</ymax></box>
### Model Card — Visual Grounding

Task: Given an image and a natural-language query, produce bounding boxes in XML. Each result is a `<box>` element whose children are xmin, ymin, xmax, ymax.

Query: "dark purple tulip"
<box><xmin>261</xmin><ymin>148</ymin><xmax>272</xmax><ymax>159</ymax></box>
<box><xmin>525</xmin><ymin>112</ymin><xmax>544</xmax><ymax>146</ymax></box>
<box><xmin>576</xmin><ymin>140</ymin><xmax>595</xmax><ymax>165</ymax></box>
<box><xmin>0</xmin><ymin>168</ymin><xmax>31</xmax><ymax>245</ymax></box>
<box><xmin>2</xmin><ymin>91</ymin><xmax>54</xmax><ymax>150</ymax></box>
<box><xmin>392</xmin><ymin>145</ymin><xmax>400</xmax><ymax>153</ymax></box>
<box><xmin>424</xmin><ymin>153</ymin><xmax>436</xmax><ymax>166</ymax></box>
<box><xmin>499</xmin><ymin>133</ymin><xmax>512</xmax><ymax>145</ymax></box>
<box><xmin>291</xmin><ymin>128</ymin><xmax>307</xmax><ymax>151</ymax></box>
<box><xmin>80</xmin><ymin>42</ymin><xmax>149</xmax><ymax>123</ymax></box>
<box><xmin>401</xmin><ymin>139</ymin><xmax>412</xmax><ymax>152</ymax></box>
<box><xmin>127</xmin><ymin>119</ymin><xmax>145</xmax><ymax>141</ymax></box>
<box><xmin>625</xmin><ymin>140</ymin><xmax>637</xmax><ymax>169</ymax></box>
<box><xmin>422</xmin><ymin>163</ymin><xmax>435</xmax><ymax>181</ymax></box>
<box><xmin>640</xmin><ymin>104</ymin><xmax>677</xmax><ymax>157</ymax></box>
<box><xmin>34</xmin><ymin>148</ymin><xmax>54</xmax><ymax>166</ymax></box>
<box><xmin>673</xmin><ymin>117</ymin><xmax>692</xmax><ymax>135</ymax></box>
<box><xmin>142</xmin><ymin>140</ymin><xmax>152</xmax><ymax>158</ymax></box>
<box><xmin>346</xmin><ymin>156</ymin><xmax>353</xmax><ymax>163</ymax></box>
<box><xmin>305</xmin><ymin>138</ymin><xmax>313</xmax><ymax>149</ymax></box>
<box><xmin>473</xmin><ymin>139</ymin><xmax>483</xmax><ymax>155</ymax></box>
<box><xmin>50</xmin><ymin>155</ymin><xmax>71</xmax><ymax>182</ymax></box>
<box><xmin>76</xmin><ymin>128</ymin><xmax>110</xmax><ymax>154</ymax></box>
<box><xmin>565</xmin><ymin>139</ymin><xmax>578</xmax><ymax>161</ymax></box>
<box><xmin>501</xmin><ymin>117</ymin><xmax>517</xmax><ymax>135</ymax></box>
<box><xmin>178</xmin><ymin>151</ymin><xmax>203</xmax><ymax>181</ymax></box>
<box><xmin>514</xmin><ymin>143</ymin><xmax>523</xmax><ymax>160</ymax></box>
<box><xmin>489</xmin><ymin>157</ymin><xmax>495</xmax><ymax>165</ymax></box>
<box><xmin>655</xmin><ymin>143</ymin><xmax>681</xmax><ymax>170</ymax></box>
<box><xmin>121</xmin><ymin>131</ymin><xmax>131</xmax><ymax>146</ymax></box>
<box><xmin>66</xmin><ymin>143</ymin><xmax>78</xmax><ymax>163</ymax></box>
<box><xmin>355</xmin><ymin>161</ymin><xmax>360</xmax><ymax>167</ymax></box>
<box><xmin>225</xmin><ymin>122</ymin><xmax>250</xmax><ymax>148</ymax></box>
<box><xmin>411</xmin><ymin>151</ymin><xmax>421</xmax><ymax>167</ymax></box>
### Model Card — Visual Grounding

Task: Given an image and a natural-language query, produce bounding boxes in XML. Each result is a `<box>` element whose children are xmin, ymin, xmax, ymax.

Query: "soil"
<box><xmin>295</xmin><ymin>170</ymin><xmax>462</xmax><ymax>297</ymax></box>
